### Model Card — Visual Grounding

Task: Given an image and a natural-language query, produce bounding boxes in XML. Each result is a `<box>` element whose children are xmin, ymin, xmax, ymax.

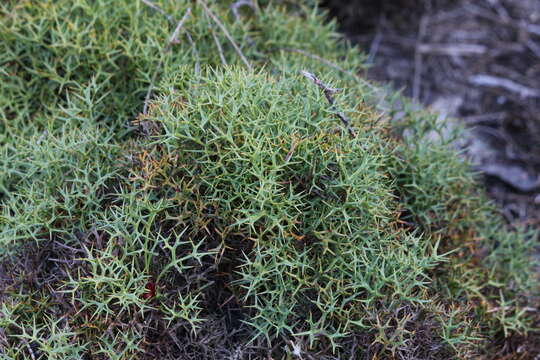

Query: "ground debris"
<box><xmin>323</xmin><ymin>0</ymin><xmax>540</xmax><ymax>225</ymax></box>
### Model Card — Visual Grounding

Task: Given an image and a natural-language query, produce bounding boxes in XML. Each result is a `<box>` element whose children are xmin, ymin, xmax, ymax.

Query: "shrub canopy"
<box><xmin>0</xmin><ymin>1</ymin><xmax>538</xmax><ymax>359</ymax></box>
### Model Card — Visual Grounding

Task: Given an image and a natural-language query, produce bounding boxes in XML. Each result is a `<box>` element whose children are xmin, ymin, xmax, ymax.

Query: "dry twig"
<box><xmin>284</xmin><ymin>138</ymin><xmax>299</xmax><ymax>163</ymax></box>
<box><xmin>167</xmin><ymin>11</ymin><xmax>191</xmax><ymax>48</ymax></box>
<box><xmin>230</xmin><ymin>0</ymin><xmax>257</xmax><ymax>22</ymax></box>
<box><xmin>198</xmin><ymin>0</ymin><xmax>253</xmax><ymax>70</ymax></box>
<box><xmin>469</xmin><ymin>74</ymin><xmax>540</xmax><ymax>98</ymax></box>
<box><xmin>418</xmin><ymin>43</ymin><xmax>487</xmax><ymax>56</ymax></box>
<box><xmin>21</xmin><ymin>338</ymin><xmax>37</xmax><ymax>360</ymax></box>
<box><xmin>469</xmin><ymin>4</ymin><xmax>540</xmax><ymax>36</ymax></box>
<box><xmin>413</xmin><ymin>15</ymin><xmax>428</xmax><ymax>101</ymax></box>
<box><xmin>282</xmin><ymin>48</ymin><xmax>375</xmax><ymax>90</ymax></box>
<box><xmin>367</xmin><ymin>15</ymin><xmax>385</xmax><ymax>64</ymax></box>
<box><xmin>527</xmin><ymin>40</ymin><xmax>540</xmax><ymax>58</ymax></box>
<box><xmin>143</xmin><ymin>8</ymin><xmax>191</xmax><ymax>115</ymax></box>
<box><xmin>479</xmin><ymin>163</ymin><xmax>540</xmax><ymax>192</ymax></box>
<box><xmin>140</xmin><ymin>0</ymin><xmax>173</xmax><ymax>23</ymax></box>
<box><xmin>184</xmin><ymin>31</ymin><xmax>201</xmax><ymax>74</ymax></box>
<box><xmin>301</xmin><ymin>70</ymin><xmax>357</xmax><ymax>138</ymax></box>
<box><xmin>211</xmin><ymin>29</ymin><xmax>228</xmax><ymax>66</ymax></box>
<box><xmin>463</xmin><ymin>112</ymin><xmax>507</xmax><ymax>125</ymax></box>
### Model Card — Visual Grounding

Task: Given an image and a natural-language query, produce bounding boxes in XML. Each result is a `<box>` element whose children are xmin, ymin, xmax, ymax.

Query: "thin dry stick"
<box><xmin>284</xmin><ymin>138</ymin><xmax>299</xmax><ymax>163</ymax></box>
<box><xmin>469</xmin><ymin>4</ymin><xmax>540</xmax><ymax>36</ymax></box>
<box><xmin>184</xmin><ymin>31</ymin><xmax>201</xmax><ymax>74</ymax></box>
<box><xmin>301</xmin><ymin>70</ymin><xmax>357</xmax><ymax>138</ymax></box>
<box><xmin>140</xmin><ymin>0</ymin><xmax>199</xmax><ymax>80</ymax></box>
<box><xmin>282</xmin><ymin>48</ymin><xmax>375</xmax><ymax>90</ymax></box>
<box><xmin>140</xmin><ymin>0</ymin><xmax>173</xmax><ymax>23</ymax></box>
<box><xmin>418</xmin><ymin>43</ymin><xmax>487</xmax><ymax>56</ymax></box>
<box><xmin>21</xmin><ymin>338</ymin><xmax>36</xmax><ymax>360</ymax></box>
<box><xmin>527</xmin><ymin>39</ymin><xmax>540</xmax><ymax>59</ymax></box>
<box><xmin>143</xmin><ymin>8</ymin><xmax>191</xmax><ymax>115</ymax></box>
<box><xmin>413</xmin><ymin>15</ymin><xmax>428</xmax><ymax>101</ymax></box>
<box><xmin>367</xmin><ymin>14</ymin><xmax>384</xmax><ymax>64</ymax></box>
<box><xmin>198</xmin><ymin>0</ymin><xmax>253</xmax><ymax>70</ymax></box>
<box><xmin>167</xmin><ymin>10</ymin><xmax>191</xmax><ymax>48</ymax></box>
<box><xmin>211</xmin><ymin>28</ymin><xmax>228</xmax><ymax>65</ymax></box>
<box><xmin>469</xmin><ymin>74</ymin><xmax>540</xmax><ymax>98</ymax></box>
<box><xmin>201</xmin><ymin>5</ymin><xmax>228</xmax><ymax>66</ymax></box>
<box><xmin>230</xmin><ymin>0</ymin><xmax>257</xmax><ymax>22</ymax></box>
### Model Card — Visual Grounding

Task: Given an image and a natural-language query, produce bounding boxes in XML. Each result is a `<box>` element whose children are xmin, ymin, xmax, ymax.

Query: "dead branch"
<box><xmin>469</xmin><ymin>74</ymin><xmax>540</xmax><ymax>98</ymax></box>
<box><xmin>211</xmin><ymin>29</ymin><xmax>228</xmax><ymax>66</ymax></box>
<box><xmin>301</xmin><ymin>70</ymin><xmax>357</xmax><ymax>138</ymax></box>
<box><xmin>479</xmin><ymin>163</ymin><xmax>540</xmax><ymax>192</ymax></box>
<box><xmin>167</xmin><ymin>11</ymin><xmax>191</xmax><ymax>48</ymax></box>
<box><xmin>282</xmin><ymin>48</ymin><xmax>375</xmax><ymax>90</ymax></box>
<box><xmin>418</xmin><ymin>43</ymin><xmax>487</xmax><ymax>56</ymax></box>
<box><xmin>463</xmin><ymin>112</ymin><xmax>507</xmax><ymax>125</ymax></box>
<box><xmin>184</xmin><ymin>31</ymin><xmax>201</xmax><ymax>74</ymax></box>
<box><xmin>367</xmin><ymin>14</ymin><xmax>385</xmax><ymax>64</ymax></box>
<box><xmin>21</xmin><ymin>337</ymin><xmax>37</xmax><ymax>360</ymax></box>
<box><xmin>527</xmin><ymin>40</ymin><xmax>540</xmax><ymax>59</ymax></box>
<box><xmin>469</xmin><ymin>4</ymin><xmax>540</xmax><ymax>36</ymax></box>
<box><xmin>143</xmin><ymin>8</ymin><xmax>191</xmax><ymax>115</ymax></box>
<box><xmin>140</xmin><ymin>0</ymin><xmax>173</xmax><ymax>23</ymax></box>
<box><xmin>413</xmin><ymin>15</ymin><xmax>428</xmax><ymax>101</ymax></box>
<box><xmin>198</xmin><ymin>0</ymin><xmax>253</xmax><ymax>70</ymax></box>
<box><xmin>230</xmin><ymin>0</ymin><xmax>257</xmax><ymax>22</ymax></box>
<box><xmin>284</xmin><ymin>138</ymin><xmax>299</xmax><ymax>163</ymax></box>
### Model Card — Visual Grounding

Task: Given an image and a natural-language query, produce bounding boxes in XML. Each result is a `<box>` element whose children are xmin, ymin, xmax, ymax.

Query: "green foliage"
<box><xmin>145</xmin><ymin>68</ymin><xmax>442</xmax><ymax>347</ymax></box>
<box><xmin>0</xmin><ymin>0</ymin><xmax>538</xmax><ymax>359</ymax></box>
<box><xmin>140</xmin><ymin>68</ymin><xmax>538</xmax><ymax>357</ymax></box>
<box><xmin>0</xmin><ymin>122</ymin><xmax>118</xmax><ymax>256</ymax></box>
<box><xmin>1</xmin><ymin>0</ymin><xmax>164</xmax><ymax>133</ymax></box>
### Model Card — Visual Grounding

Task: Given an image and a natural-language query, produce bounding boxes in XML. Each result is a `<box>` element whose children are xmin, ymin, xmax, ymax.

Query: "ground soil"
<box><xmin>322</xmin><ymin>0</ymin><xmax>540</xmax><ymax>228</ymax></box>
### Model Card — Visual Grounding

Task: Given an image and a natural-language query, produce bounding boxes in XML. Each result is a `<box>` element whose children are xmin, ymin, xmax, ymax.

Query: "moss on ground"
<box><xmin>0</xmin><ymin>1</ymin><xmax>538</xmax><ymax>359</ymax></box>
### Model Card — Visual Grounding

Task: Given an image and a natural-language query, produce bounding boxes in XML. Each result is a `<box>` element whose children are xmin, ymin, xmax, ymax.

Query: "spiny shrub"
<box><xmin>0</xmin><ymin>0</ymin><xmax>538</xmax><ymax>359</ymax></box>
<box><xmin>140</xmin><ymin>67</ymin><xmax>449</xmax><ymax>349</ymax></box>
<box><xmin>0</xmin><ymin>0</ymin><xmax>167</xmax><ymax>133</ymax></box>
<box><xmin>133</xmin><ymin>67</ymin><xmax>538</xmax><ymax>358</ymax></box>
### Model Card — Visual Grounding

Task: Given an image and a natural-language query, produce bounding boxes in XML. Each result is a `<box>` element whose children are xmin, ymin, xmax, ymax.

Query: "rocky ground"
<box><xmin>323</xmin><ymin>0</ymin><xmax>540</xmax><ymax>228</ymax></box>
